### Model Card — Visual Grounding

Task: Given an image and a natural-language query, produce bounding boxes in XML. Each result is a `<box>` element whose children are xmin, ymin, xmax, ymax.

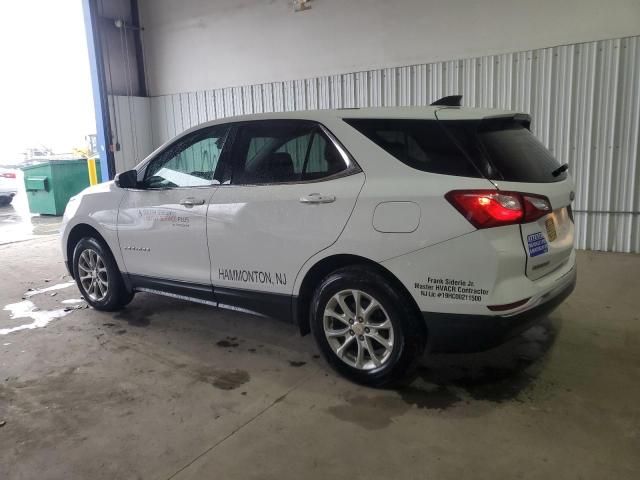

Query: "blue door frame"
<box><xmin>82</xmin><ymin>0</ymin><xmax>114</xmax><ymax>182</ymax></box>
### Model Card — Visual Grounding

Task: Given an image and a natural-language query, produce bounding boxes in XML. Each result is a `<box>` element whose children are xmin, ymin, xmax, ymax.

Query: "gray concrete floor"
<box><xmin>0</xmin><ymin>235</ymin><xmax>639</xmax><ymax>480</ymax></box>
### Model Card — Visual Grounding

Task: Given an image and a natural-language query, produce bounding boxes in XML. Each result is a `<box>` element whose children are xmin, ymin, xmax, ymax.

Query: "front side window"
<box><xmin>231</xmin><ymin>120</ymin><xmax>350</xmax><ymax>185</ymax></box>
<box><xmin>143</xmin><ymin>125</ymin><xmax>229</xmax><ymax>188</ymax></box>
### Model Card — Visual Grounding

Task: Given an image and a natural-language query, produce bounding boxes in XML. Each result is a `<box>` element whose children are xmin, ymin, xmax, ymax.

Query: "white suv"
<box><xmin>62</xmin><ymin>100</ymin><xmax>576</xmax><ymax>386</ymax></box>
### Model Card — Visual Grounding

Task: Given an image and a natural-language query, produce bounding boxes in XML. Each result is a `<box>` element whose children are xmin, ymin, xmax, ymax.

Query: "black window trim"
<box><xmin>218</xmin><ymin>119</ymin><xmax>362</xmax><ymax>187</ymax></box>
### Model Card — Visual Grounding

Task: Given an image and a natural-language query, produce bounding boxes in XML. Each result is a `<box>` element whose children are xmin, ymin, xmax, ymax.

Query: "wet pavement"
<box><xmin>0</xmin><ymin>236</ymin><xmax>639</xmax><ymax>479</ymax></box>
<box><xmin>0</xmin><ymin>170</ymin><xmax>62</xmax><ymax>245</ymax></box>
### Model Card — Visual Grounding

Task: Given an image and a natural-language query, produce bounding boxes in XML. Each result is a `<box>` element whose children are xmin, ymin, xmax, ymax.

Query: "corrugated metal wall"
<box><xmin>148</xmin><ymin>35</ymin><xmax>640</xmax><ymax>253</ymax></box>
<box><xmin>108</xmin><ymin>95</ymin><xmax>152</xmax><ymax>174</ymax></box>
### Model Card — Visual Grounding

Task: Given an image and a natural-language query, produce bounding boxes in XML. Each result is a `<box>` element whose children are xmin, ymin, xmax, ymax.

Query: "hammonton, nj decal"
<box><xmin>218</xmin><ymin>268</ymin><xmax>287</xmax><ymax>286</ymax></box>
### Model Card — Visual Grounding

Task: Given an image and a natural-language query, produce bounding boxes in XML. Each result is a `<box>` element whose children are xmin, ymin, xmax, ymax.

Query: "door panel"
<box><xmin>207</xmin><ymin>173</ymin><xmax>365</xmax><ymax>295</ymax></box>
<box><xmin>117</xmin><ymin>124</ymin><xmax>230</xmax><ymax>285</ymax></box>
<box><xmin>117</xmin><ymin>187</ymin><xmax>216</xmax><ymax>284</ymax></box>
<box><xmin>207</xmin><ymin>120</ymin><xmax>364</xmax><ymax>300</ymax></box>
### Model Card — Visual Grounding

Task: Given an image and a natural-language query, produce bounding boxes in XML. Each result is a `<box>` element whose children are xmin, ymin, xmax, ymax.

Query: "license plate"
<box><xmin>545</xmin><ymin>217</ymin><xmax>557</xmax><ymax>242</ymax></box>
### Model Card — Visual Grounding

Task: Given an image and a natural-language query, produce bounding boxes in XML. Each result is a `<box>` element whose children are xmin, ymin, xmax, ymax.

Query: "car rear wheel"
<box><xmin>310</xmin><ymin>265</ymin><xmax>425</xmax><ymax>387</ymax></box>
<box><xmin>72</xmin><ymin>237</ymin><xmax>134</xmax><ymax>311</ymax></box>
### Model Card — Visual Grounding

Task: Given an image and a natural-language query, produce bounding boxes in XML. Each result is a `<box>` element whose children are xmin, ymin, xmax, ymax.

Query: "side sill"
<box><xmin>129</xmin><ymin>274</ymin><xmax>213</xmax><ymax>301</ymax></box>
<box><xmin>215</xmin><ymin>286</ymin><xmax>294</xmax><ymax>323</ymax></box>
<box><xmin>136</xmin><ymin>287</ymin><xmax>217</xmax><ymax>307</ymax></box>
<box><xmin>128</xmin><ymin>274</ymin><xmax>295</xmax><ymax>323</ymax></box>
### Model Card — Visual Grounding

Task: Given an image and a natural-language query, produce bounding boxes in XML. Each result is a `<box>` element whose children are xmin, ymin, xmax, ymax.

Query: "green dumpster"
<box><xmin>22</xmin><ymin>159</ymin><xmax>93</xmax><ymax>215</ymax></box>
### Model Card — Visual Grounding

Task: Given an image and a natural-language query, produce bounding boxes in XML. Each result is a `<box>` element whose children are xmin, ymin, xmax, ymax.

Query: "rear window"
<box><xmin>344</xmin><ymin>117</ymin><xmax>566</xmax><ymax>183</ymax></box>
<box><xmin>475</xmin><ymin>119</ymin><xmax>566</xmax><ymax>182</ymax></box>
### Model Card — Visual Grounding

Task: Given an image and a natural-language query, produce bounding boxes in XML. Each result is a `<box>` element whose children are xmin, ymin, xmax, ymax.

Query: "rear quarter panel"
<box><xmin>380</xmin><ymin>227</ymin><xmax>528</xmax><ymax>315</ymax></box>
<box><xmin>292</xmin><ymin>117</ymin><xmax>498</xmax><ymax>295</ymax></box>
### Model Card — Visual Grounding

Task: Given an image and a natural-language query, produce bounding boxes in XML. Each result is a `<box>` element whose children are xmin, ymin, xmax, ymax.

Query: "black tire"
<box><xmin>0</xmin><ymin>196</ymin><xmax>11</xmax><ymax>206</ymax></box>
<box><xmin>310</xmin><ymin>265</ymin><xmax>426</xmax><ymax>387</ymax></box>
<box><xmin>72</xmin><ymin>236</ymin><xmax>134</xmax><ymax>311</ymax></box>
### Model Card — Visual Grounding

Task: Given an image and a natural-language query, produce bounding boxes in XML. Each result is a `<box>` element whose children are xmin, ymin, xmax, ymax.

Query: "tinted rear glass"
<box><xmin>343</xmin><ymin>118</ymin><xmax>481</xmax><ymax>178</ymax></box>
<box><xmin>345</xmin><ymin>117</ymin><xmax>566</xmax><ymax>183</ymax></box>
<box><xmin>475</xmin><ymin>120</ymin><xmax>566</xmax><ymax>182</ymax></box>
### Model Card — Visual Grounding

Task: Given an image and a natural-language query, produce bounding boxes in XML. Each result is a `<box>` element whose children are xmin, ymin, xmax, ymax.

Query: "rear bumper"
<box><xmin>423</xmin><ymin>265</ymin><xmax>576</xmax><ymax>353</ymax></box>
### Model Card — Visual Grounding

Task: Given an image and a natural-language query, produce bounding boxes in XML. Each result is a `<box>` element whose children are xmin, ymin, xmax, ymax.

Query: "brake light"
<box><xmin>0</xmin><ymin>172</ymin><xmax>16</xmax><ymax>179</ymax></box>
<box><xmin>445</xmin><ymin>190</ymin><xmax>551</xmax><ymax>229</ymax></box>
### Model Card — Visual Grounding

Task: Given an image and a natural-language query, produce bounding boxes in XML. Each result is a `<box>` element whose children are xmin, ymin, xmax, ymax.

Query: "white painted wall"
<box><xmin>139</xmin><ymin>0</ymin><xmax>640</xmax><ymax>96</ymax></box>
<box><xmin>108</xmin><ymin>96</ymin><xmax>153</xmax><ymax>172</ymax></box>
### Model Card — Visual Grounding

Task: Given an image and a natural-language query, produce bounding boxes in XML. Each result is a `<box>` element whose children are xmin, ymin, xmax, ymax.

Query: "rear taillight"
<box><xmin>0</xmin><ymin>172</ymin><xmax>16</xmax><ymax>179</ymax></box>
<box><xmin>522</xmin><ymin>194</ymin><xmax>551</xmax><ymax>222</ymax></box>
<box><xmin>445</xmin><ymin>190</ymin><xmax>551</xmax><ymax>229</ymax></box>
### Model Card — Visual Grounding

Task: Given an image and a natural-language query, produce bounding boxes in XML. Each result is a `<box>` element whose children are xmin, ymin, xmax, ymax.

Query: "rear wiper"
<box><xmin>552</xmin><ymin>163</ymin><xmax>569</xmax><ymax>177</ymax></box>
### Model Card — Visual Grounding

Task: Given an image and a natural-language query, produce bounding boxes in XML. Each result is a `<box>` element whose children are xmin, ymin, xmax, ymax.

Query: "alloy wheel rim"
<box><xmin>78</xmin><ymin>248</ymin><xmax>109</xmax><ymax>302</ymax></box>
<box><xmin>323</xmin><ymin>289</ymin><xmax>394</xmax><ymax>370</ymax></box>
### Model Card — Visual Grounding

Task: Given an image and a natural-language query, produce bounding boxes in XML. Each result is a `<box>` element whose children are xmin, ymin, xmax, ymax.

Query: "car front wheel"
<box><xmin>72</xmin><ymin>237</ymin><xmax>134</xmax><ymax>311</ymax></box>
<box><xmin>310</xmin><ymin>266</ymin><xmax>425</xmax><ymax>387</ymax></box>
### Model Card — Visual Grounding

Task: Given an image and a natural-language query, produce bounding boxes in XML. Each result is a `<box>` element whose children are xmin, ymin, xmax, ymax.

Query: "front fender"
<box><xmin>61</xmin><ymin>182</ymin><xmax>125</xmax><ymax>271</ymax></box>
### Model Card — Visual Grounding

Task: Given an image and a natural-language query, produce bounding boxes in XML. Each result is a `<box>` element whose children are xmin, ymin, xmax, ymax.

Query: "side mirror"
<box><xmin>114</xmin><ymin>169</ymin><xmax>139</xmax><ymax>189</ymax></box>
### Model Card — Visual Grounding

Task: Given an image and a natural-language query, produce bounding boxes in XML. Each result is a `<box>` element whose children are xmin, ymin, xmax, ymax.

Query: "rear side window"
<box><xmin>343</xmin><ymin>118</ymin><xmax>481</xmax><ymax>178</ymax></box>
<box><xmin>231</xmin><ymin>120</ymin><xmax>350</xmax><ymax>185</ymax></box>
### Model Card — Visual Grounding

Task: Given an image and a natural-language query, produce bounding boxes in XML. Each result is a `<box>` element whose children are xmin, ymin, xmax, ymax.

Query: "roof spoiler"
<box><xmin>478</xmin><ymin>113</ymin><xmax>532</xmax><ymax>130</ymax></box>
<box><xmin>430</xmin><ymin>95</ymin><xmax>462</xmax><ymax>107</ymax></box>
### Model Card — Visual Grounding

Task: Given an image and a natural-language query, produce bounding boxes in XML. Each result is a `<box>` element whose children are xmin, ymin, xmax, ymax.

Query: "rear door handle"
<box><xmin>299</xmin><ymin>193</ymin><xmax>336</xmax><ymax>204</ymax></box>
<box><xmin>180</xmin><ymin>197</ymin><xmax>205</xmax><ymax>207</ymax></box>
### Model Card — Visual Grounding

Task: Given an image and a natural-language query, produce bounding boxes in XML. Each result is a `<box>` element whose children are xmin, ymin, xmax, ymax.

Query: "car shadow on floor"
<box><xmin>100</xmin><ymin>293</ymin><xmax>561</xmax><ymax>410</ymax></box>
<box><xmin>404</xmin><ymin>317</ymin><xmax>562</xmax><ymax>407</ymax></box>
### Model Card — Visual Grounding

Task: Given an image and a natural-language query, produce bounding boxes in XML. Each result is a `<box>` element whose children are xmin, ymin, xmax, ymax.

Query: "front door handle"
<box><xmin>299</xmin><ymin>193</ymin><xmax>336</xmax><ymax>204</ymax></box>
<box><xmin>180</xmin><ymin>197</ymin><xmax>205</xmax><ymax>207</ymax></box>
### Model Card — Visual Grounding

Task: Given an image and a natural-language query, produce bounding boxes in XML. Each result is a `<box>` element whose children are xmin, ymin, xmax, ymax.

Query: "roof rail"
<box><xmin>430</xmin><ymin>95</ymin><xmax>462</xmax><ymax>107</ymax></box>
